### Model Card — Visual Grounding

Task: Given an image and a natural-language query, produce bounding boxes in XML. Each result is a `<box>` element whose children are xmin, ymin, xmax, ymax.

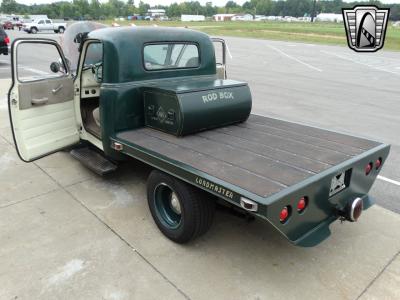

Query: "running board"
<box><xmin>70</xmin><ymin>147</ymin><xmax>117</xmax><ymax>176</ymax></box>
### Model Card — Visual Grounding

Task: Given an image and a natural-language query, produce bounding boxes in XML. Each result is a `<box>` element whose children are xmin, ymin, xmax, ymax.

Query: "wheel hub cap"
<box><xmin>170</xmin><ymin>192</ymin><xmax>181</xmax><ymax>215</ymax></box>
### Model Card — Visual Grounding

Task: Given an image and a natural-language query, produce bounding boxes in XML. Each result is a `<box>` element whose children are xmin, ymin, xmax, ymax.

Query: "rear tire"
<box><xmin>147</xmin><ymin>170</ymin><xmax>215</xmax><ymax>243</ymax></box>
<box><xmin>58</xmin><ymin>27</ymin><xmax>65</xmax><ymax>33</ymax></box>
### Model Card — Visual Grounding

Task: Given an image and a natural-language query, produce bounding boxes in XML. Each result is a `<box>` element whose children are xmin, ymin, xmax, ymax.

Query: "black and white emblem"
<box><xmin>342</xmin><ymin>6</ymin><xmax>390</xmax><ymax>52</ymax></box>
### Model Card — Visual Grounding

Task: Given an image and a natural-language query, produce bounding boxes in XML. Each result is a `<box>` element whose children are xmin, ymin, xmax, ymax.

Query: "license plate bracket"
<box><xmin>329</xmin><ymin>169</ymin><xmax>352</xmax><ymax>197</ymax></box>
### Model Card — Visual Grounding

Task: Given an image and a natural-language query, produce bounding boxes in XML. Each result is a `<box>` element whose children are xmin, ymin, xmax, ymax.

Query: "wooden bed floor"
<box><xmin>116</xmin><ymin>114</ymin><xmax>381</xmax><ymax>198</ymax></box>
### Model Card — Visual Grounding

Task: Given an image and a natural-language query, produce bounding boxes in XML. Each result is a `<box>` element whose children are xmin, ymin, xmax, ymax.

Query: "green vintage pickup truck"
<box><xmin>8</xmin><ymin>26</ymin><xmax>390</xmax><ymax>247</ymax></box>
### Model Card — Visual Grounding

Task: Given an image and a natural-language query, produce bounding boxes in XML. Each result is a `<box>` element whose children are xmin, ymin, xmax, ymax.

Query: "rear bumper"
<box><xmin>292</xmin><ymin>194</ymin><xmax>373</xmax><ymax>247</ymax></box>
<box><xmin>257</xmin><ymin>143</ymin><xmax>390</xmax><ymax>247</ymax></box>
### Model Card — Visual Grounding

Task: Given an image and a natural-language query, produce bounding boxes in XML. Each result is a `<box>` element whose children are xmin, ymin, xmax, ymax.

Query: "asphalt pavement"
<box><xmin>0</xmin><ymin>28</ymin><xmax>399</xmax><ymax>299</ymax></box>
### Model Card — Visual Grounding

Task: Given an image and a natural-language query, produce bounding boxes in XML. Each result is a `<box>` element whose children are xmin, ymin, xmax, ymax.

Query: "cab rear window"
<box><xmin>143</xmin><ymin>43</ymin><xmax>199</xmax><ymax>70</ymax></box>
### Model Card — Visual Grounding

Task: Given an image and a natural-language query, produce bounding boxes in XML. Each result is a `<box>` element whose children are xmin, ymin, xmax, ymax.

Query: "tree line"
<box><xmin>1</xmin><ymin>0</ymin><xmax>399</xmax><ymax>21</ymax></box>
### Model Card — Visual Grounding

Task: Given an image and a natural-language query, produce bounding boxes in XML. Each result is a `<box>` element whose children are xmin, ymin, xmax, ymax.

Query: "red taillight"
<box><xmin>297</xmin><ymin>197</ymin><xmax>307</xmax><ymax>212</ymax></box>
<box><xmin>375</xmin><ymin>158</ymin><xmax>382</xmax><ymax>170</ymax></box>
<box><xmin>279</xmin><ymin>206</ymin><xmax>290</xmax><ymax>223</ymax></box>
<box><xmin>4</xmin><ymin>36</ymin><xmax>10</xmax><ymax>44</ymax></box>
<box><xmin>365</xmin><ymin>162</ymin><xmax>373</xmax><ymax>175</ymax></box>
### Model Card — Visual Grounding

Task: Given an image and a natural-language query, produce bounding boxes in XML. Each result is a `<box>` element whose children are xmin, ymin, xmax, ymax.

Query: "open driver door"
<box><xmin>8</xmin><ymin>39</ymin><xmax>79</xmax><ymax>162</ymax></box>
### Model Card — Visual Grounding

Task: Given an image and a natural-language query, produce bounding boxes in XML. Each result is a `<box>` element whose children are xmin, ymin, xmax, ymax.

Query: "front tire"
<box><xmin>147</xmin><ymin>170</ymin><xmax>215</xmax><ymax>243</ymax></box>
<box><xmin>30</xmin><ymin>27</ymin><xmax>38</xmax><ymax>34</ymax></box>
<box><xmin>58</xmin><ymin>27</ymin><xmax>65</xmax><ymax>33</ymax></box>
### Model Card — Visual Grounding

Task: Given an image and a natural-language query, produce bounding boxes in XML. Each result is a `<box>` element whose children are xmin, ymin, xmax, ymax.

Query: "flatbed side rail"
<box><xmin>110</xmin><ymin>136</ymin><xmax>266</xmax><ymax>210</ymax></box>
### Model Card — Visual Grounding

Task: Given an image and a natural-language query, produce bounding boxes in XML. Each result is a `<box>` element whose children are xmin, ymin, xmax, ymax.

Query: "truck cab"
<box><xmin>9</xmin><ymin>27</ymin><xmax>228</xmax><ymax>162</ymax></box>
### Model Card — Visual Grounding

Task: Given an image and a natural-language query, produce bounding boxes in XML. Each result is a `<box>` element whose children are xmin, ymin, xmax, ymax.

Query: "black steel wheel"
<box><xmin>147</xmin><ymin>170</ymin><xmax>215</xmax><ymax>243</ymax></box>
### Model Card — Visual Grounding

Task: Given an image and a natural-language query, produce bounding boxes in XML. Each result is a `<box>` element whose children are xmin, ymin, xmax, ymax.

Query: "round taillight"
<box><xmin>297</xmin><ymin>197</ymin><xmax>307</xmax><ymax>212</ymax></box>
<box><xmin>365</xmin><ymin>162</ymin><xmax>373</xmax><ymax>175</ymax></box>
<box><xmin>375</xmin><ymin>158</ymin><xmax>382</xmax><ymax>170</ymax></box>
<box><xmin>4</xmin><ymin>36</ymin><xmax>10</xmax><ymax>44</ymax></box>
<box><xmin>279</xmin><ymin>206</ymin><xmax>291</xmax><ymax>223</ymax></box>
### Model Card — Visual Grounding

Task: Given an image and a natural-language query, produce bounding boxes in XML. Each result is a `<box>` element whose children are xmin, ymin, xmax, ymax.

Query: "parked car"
<box><xmin>22</xmin><ymin>19</ymin><xmax>67</xmax><ymax>34</ymax></box>
<box><xmin>3</xmin><ymin>21</ymin><xmax>14</xmax><ymax>30</ymax></box>
<box><xmin>0</xmin><ymin>27</ymin><xmax>9</xmax><ymax>55</ymax></box>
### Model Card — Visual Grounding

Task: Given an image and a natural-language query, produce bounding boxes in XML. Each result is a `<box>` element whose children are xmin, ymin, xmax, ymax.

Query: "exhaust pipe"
<box><xmin>340</xmin><ymin>197</ymin><xmax>364</xmax><ymax>222</ymax></box>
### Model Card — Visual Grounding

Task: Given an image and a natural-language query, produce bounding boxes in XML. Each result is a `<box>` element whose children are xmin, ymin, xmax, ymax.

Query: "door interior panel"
<box><xmin>12</xmin><ymin>99</ymin><xmax>78</xmax><ymax>160</ymax></box>
<box><xmin>18</xmin><ymin>76</ymin><xmax>74</xmax><ymax>110</ymax></box>
<box><xmin>10</xmin><ymin>77</ymin><xmax>79</xmax><ymax>161</ymax></box>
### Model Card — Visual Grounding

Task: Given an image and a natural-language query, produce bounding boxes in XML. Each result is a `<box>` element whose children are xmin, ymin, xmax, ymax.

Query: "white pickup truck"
<box><xmin>22</xmin><ymin>19</ymin><xmax>67</xmax><ymax>34</ymax></box>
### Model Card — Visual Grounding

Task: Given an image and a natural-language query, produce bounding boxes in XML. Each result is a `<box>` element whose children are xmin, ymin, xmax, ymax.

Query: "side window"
<box><xmin>16</xmin><ymin>42</ymin><xmax>67</xmax><ymax>82</ymax></box>
<box><xmin>144</xmin><ymin>43</ymin><xmax>200</xmax><ymax>70</ymax></box>
<box><xmin>83</xmin><ymin>42</ymin><xmax>103</xmax><ymax>82</ymax></box>
<box><xmin>38</xmin><ymin>20</ymin><xmax>44</xmax><ymax>24</ymax></box>
<box><xmin>45</xmin><ymin>20</ymin><xmax>51</xmax><ymax>24</ymax></box>
<box><xmin>83</xmin><ymin>43</ymin><xmax>103</xmax><ymax>67</ymax></box>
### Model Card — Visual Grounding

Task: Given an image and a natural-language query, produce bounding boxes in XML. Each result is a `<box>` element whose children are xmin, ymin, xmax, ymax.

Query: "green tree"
<box><xmin>225</xmin><ymin>1</ymin><xmax>238</xmax><ymax>13</ymax></box>
<box><xmin>90</xmin><ymin>0</ymin><xmax>101</xmax><ymax>19</ymax></box>
<box><xmin>1</xmin><ymin>0</ymin><xmax>18</xmax><ymax>14</ymax></box>
<box><xmin>138</xmin><ymin>1</ymin><xmax>150</xmax><ymax>16</ymax></box>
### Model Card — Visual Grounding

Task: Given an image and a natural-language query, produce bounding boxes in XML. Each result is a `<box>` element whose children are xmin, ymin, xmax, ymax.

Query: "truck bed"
<box><xmin>115</xmin><ymin>114</ymin><xmax>381</xmax><ymax>198</ymax></box>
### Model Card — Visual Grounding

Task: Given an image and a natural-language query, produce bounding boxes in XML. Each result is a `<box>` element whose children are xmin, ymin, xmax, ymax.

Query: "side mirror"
<box><xmin>50</xmin><ymin>62</ymin><xmax>61</xmax><ymax>73</ymax></box>
<box><xmin>74</xmin><ymin>32</ymin><xmax>89</xmax><ymax>44</ymax></box>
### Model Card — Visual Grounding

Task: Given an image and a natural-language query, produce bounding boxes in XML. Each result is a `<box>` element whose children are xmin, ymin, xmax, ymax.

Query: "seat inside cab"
<box><xmin>80</xmin><ymin>42</ymin><xmax>102</xmax><ymax>139</ymax></box>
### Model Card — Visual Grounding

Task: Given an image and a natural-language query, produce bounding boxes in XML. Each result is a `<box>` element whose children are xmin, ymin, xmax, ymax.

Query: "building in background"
<box><xmin>231</xmin><ymin>14</ymin><xmax>253</xmax><ymax>21</ymax></box>
<box><xmin>213</xmin><ymin>14</ymin><xmax>235</xmax><ymax>21</ymax></box>
<box><xmin>181</xmin><ymin>15</ymin><xmax>205</xmax><ymax>22</ymax></box>
<box><xmin>315</xmin><ymin>13</ymin><xmax>343</xmax><ymax>22</ymax></box>
<box><xmin>147</xmin><ymin>9</ymin><xmax>166</xmax><ymax>18</ymax></box>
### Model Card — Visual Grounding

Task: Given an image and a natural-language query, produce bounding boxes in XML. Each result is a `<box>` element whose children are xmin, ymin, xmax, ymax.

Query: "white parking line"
<box><xmin>266</xmin><ymin>44</ymin><xmax>323</xmax><ymax>72</ymax></box>
<box><xmin>322</xmin><ymin>50</ymin><xmax>400</xmax><ymax>76</ymax></box>
<box><xmin>377</xmin><ymin>175</ymin><xmax>400</xmax><ymax>187</ymax></box>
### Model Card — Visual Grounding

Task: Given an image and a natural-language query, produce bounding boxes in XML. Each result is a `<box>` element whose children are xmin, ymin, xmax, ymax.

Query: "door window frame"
<box><xmin>13</xmin><ymin>38</ymin><xmax>70</xmax><ymax>84</ymax></box>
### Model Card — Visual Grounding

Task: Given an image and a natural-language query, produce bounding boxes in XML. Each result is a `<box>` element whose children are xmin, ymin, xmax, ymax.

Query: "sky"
<box><xmin>14</xmin><ymin>0</ymin><xmax>400</xmax><ymax>9</ymax></box>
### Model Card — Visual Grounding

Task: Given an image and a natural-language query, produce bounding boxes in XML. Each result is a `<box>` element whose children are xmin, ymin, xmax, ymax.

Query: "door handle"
<box><xmin>52</xmin><ymin>84</ymin><xmax>63</xmax><ymax>94</ymax></box>
<box><xmin>31</xmin><ymin>97</ymin><xmax>49</xmax><ymax>105</ymax></box>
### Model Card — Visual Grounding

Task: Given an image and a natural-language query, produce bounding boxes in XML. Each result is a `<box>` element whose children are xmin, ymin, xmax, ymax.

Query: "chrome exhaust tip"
<box><xmin>340</xmin><ymin>197</ymin><xmax>363</xmax><ymax>222</ymax></box>
<box><xmin>349</xmin><ymin>197</ymin><xmax>364</xmax><ymax>222</ymax></box>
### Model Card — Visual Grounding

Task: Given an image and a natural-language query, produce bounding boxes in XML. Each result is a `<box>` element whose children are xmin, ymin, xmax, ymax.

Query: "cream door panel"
<box><xmin>10</xmin><ymin>38</ymin><xmax>79</xmax><ymax>162</ymax></box>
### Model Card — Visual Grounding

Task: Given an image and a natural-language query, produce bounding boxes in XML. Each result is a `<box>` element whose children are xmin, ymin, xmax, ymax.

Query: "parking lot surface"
<box><xmin>0</xmin><ymin>30</ymin><xmax>399</xmax><ymax>299</ymax></box>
